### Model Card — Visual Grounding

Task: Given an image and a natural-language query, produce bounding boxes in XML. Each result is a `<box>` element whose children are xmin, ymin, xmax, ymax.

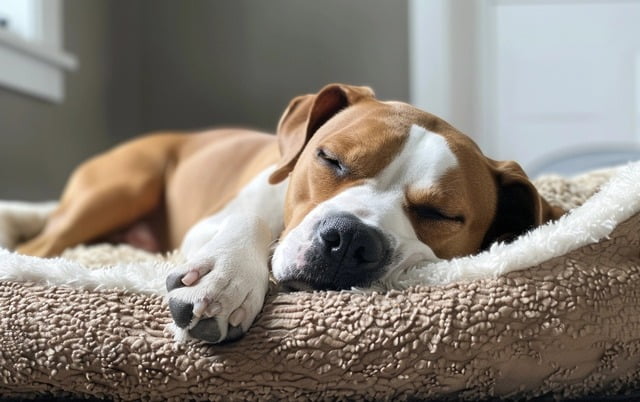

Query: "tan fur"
<box><xmin>17</xmin><ymin>130</ymin><xmax>279</xmax><ymax>257</ymax></box>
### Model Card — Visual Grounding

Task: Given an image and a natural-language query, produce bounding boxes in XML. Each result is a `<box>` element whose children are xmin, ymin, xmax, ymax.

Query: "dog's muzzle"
<box><xmin>281</xmin><ymin>213</ymin><xmax>390</xmax><ymax>291</ymax></box>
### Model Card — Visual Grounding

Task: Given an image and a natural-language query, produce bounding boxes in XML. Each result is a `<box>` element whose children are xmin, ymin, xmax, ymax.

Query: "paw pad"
<box><xmin>165</xmin><ymin>272</ymin><xmax>186</xmax><ymax>292</ymax></box>
<box><xmin>168</xmin><ymin>298</ymin><xmax>193</xmax><ymax>328</ymax></box>
<box><xmin>189</xmin><ymin>317</ymin><xmax>222</xmax><ymax>343</ymax></box>
<box><xmin>189</xmin><ymin>318</ymin><xmax>245</xmax><ymax>343</ymax></box>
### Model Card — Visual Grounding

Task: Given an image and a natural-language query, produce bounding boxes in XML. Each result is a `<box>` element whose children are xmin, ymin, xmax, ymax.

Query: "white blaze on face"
<box><xmin>375</xmin><ymin>124</ymin><xmax>458</xmax><ymax>191</ymax></box>
<box><xmin>272</xmin><ymin>124</ymin><xmax>459</xmax><ymax>282</ymax></box>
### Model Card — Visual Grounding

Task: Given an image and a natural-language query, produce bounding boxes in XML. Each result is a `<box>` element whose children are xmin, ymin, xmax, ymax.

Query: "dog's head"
<box><xmin>269</xmin><ymin>84</ymin><xmax>564</xmax><ymax>290</ymax></box>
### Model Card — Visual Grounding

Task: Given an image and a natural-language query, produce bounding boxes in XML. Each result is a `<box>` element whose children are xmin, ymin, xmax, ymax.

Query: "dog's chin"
<box><xmin>277</xmin><ymin>276</ymin><xmax>373</xmax><ymax>292</ymax></box>
<box><xmin>277</xmin><ymin>279</ymin><xmax>315</xmax><ymax>292</ymax></box>
<box><xmin>275</xmin><ymin>251</ymin><xmax>445</xmax><ymax>292</ymax></box>
<box><xmin>274</xmin><ymin>261</ymin><xmax>383</xmax><ymax>292</ymax></box>
<box><xmin>274</xmin><ymin>268</ymin><xmax>344</xmax><ymax>292</ymax></box>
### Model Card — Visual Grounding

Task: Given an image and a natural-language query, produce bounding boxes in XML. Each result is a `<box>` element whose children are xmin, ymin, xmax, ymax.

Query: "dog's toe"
<box><xmin>166</xmin><ymin>272</ymin><xmax>186</xmax><ymax>292</ymax></box>
<box><xmin>226</xmin><ymin>325</ymin><xmax>245</xmax><ymax>342</ymax></box>
<box><xmin>188</xmin><ymin>319</ymin><xmax>245</xmax><ymax>343</ymax></box>
<box><xmin>168</xmin><ymin>298</ymin><xmax>193</xmax><ymax>328</ymax></box>
<box><xmin>189</xmin><ymin>317</ymin><xmax>222</xmax><ymax>343</ymax></box>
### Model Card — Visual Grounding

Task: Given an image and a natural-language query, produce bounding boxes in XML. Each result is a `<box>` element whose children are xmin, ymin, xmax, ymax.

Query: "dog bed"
<box><xmin>0</xmin><ymin>162</ymin><xmax>639</xmax><ymax>401</ymax></box>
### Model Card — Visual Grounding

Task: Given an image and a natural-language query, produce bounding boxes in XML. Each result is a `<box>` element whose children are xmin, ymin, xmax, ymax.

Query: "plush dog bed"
<box><xmin>0</xmin><ymin>162</ymin><xmax>639</xmax><ymax>401</ymax></box>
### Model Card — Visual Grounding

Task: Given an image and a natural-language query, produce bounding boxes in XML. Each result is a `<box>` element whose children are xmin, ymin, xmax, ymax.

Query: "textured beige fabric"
<box><xmin>1</xmin><ymin>169</ymin><xmax>639</xmax><ymax>400</ymax></box>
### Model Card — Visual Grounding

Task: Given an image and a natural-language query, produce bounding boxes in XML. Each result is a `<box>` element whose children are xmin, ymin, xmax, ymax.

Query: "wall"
<box><xmin>0</xmin><ymin>0</ymin><xmax>113</xmax><ymax>200</ymax></box>
<box><xmin>130</xmin><ymin>0</ymin><xmax>410</xmax><ymax>135</ymax></box>
<box><xmin>0</xmin><ymin>0</ymin><xmax>409</xmax><ymax>199</ymax></box>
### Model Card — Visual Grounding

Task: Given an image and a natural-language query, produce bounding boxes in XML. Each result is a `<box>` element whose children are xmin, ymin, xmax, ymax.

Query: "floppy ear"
<box><xmin>481</xmin><ymin>160</ymin><xmax>565</xmax><ymax>249</ymax></box>
<box><xmin>268</xmin><ymin>83</ymin><xmax>375</xmax><ymax>184</ymax></box>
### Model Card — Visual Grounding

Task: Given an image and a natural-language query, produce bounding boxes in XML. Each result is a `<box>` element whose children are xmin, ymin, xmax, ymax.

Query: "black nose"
<box><xmin>316</xmin><ymin>213</ymin><xmax>386</xmax><ymax>271</ymax></box>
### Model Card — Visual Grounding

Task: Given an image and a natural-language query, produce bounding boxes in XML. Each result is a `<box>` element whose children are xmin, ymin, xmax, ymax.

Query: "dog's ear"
<box><xmin>481</xmin><ymin>160</ymin><xmax>565</xmax><ymax>249</ymax></box>
<box><xmin>268</xmin><ymin>84</ymin><xmax>375</xmax><ymax>184</ymax></box>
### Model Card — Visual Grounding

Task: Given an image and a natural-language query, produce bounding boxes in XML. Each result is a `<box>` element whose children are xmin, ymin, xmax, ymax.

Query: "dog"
<box><xmin>5</xmin><ymin>84</ymin><xmax>563</xmax><ymax>343</ymax></box>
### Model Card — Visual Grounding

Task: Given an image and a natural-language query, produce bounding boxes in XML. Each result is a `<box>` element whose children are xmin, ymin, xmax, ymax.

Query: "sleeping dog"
<box><xmin>8</xmin><ymin>84</ymin><xmax>563</xmax><ymax>343</ymax></box>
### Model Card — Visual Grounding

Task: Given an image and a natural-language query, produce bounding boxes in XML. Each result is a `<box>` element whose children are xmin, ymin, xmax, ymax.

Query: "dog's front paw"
<box><xmin>165</xmin><ymin>256</ymin><xmax>268</xmax><ymax>343</ymax></box>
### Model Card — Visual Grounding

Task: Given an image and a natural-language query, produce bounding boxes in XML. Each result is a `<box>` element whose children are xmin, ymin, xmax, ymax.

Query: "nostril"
<box><xmin>353</xmin><ymin>233</ymin><xmax>384</xmax><ymax>265</ymax></box>
<box><xmin>354</xmin><ymin>245</ymin><xmax>376</xmax><ymax>264</ymax></box>
<box><xmin>320</xmin><ymin>227</ymin><xmax>341</xmax><ymax>249</ymax></box>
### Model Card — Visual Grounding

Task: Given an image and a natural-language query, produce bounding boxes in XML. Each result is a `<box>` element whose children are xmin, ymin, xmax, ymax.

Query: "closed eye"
<box><xmin>316</xmin><ymin>148</ymin><xmax>347</xmax><ymax>174</ymax></box>
<box><xmin>412</xmin><ymin>205</ymin><xmax>465</xmax><ymax>223</ymax></box>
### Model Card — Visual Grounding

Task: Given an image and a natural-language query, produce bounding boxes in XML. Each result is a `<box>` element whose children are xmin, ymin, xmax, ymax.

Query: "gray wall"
<box><xmin>0</xmin><ymin>0</ymin><xmax>409</xmax><ymax>199</ymax></box>
<box><xmin>133</xmin><ymin>0</ymin><xmax>409</xmax><ymax>133</ymax></box>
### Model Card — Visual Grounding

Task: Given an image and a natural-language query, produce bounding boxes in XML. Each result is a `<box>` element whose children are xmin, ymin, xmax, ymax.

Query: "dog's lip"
<box><xmin>278</xmin><ymin>279</ymin><xmax>315</xmax><ymax>292</ymax></box>
<box><xmin>278</xmin><ymin>271</ymin><xmax>378</xmax><ymax>292</ymax></box>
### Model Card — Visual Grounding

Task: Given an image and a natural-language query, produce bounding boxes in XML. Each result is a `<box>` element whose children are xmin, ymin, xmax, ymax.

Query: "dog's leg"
<box><xmin>0</xmin><ymin>201</ymin><xmax>58</xmax><ymax>250</ymax></box>
<box><xmin>15</xmin><ymin>138</ymin><xmax>173</xmax><ymax>257</ymax></box>
<box><xmin>165</xmin><ymin>167</ymin><xmax>287</xmax><ymax>343</ymax></box>
<box><xmin>17</xmin><ymin>187</ymin><xmax>161</xmax><ymax>257</ymax></box>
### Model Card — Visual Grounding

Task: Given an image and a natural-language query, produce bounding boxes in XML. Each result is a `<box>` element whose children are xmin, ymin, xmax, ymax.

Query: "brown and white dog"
<box><xmin>5</xmin><ymin>84</ymin><xmax>563</xmax><ymax>343</ymax></box>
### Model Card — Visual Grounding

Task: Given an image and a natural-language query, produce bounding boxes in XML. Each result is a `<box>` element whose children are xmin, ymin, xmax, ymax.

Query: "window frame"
<box><xmin>0</xmin><ymin>0</ymin><xmax>77</xmax><ymax>103</ymax></box>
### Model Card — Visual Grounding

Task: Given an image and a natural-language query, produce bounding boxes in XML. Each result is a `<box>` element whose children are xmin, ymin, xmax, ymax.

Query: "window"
<box><xmin>0</xmin><ymin>0</ymin><xmax>41</xmax><ymax>40</ymax></box>
<box><xmin>0</xmin><ymin>0</ymin><xmax>77</xmax><ymax>102</ymax></box>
